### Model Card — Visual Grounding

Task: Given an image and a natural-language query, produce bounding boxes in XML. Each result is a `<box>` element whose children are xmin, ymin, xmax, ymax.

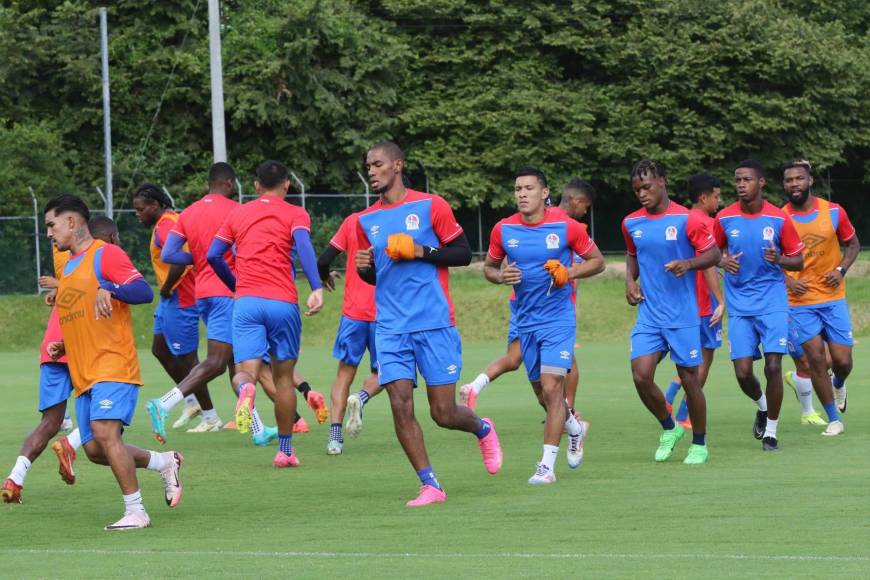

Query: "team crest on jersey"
<box><xmin>763</xmin><ymin>226</ymin><xmax>775</xmax><ymax>241</ymax></box>
<box><xmin>507</xmin><ymin>238</ymin><xmax>519</xmax><ymax>248</ymax></box>
<box><xmin>405</xmin><ymin>214</ymin><xmax>420</xmax><ymax>231</ymax></box>
<box><xmin>665</xmin><ymin>226</ymin><xmax>678</xmax><ymax>241</ymax></box>
<box><xmin>545</xmin><ymin>233</ymin><xmax>560</xmax><ymax>249</ymax></box>
<box><xmin>369</xmin><ymin>225</ymin><xmax>380</xmax><ymax>237</ymax></box>
<box><xmin>729</xmin><ymin>228</ymin><xmax>740</xmax><ymax>238</ymax></box>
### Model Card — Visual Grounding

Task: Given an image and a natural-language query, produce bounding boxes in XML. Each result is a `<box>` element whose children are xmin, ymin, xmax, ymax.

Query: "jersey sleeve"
<box><xmin>170</xmin><ymin>211</ymin><xmax>188</xmax><ymax>240</ymax></box>
<box><xmin>832</xmin><ymin>203</ymin><xmax>857</xmax><ymax>242</ymax></box>
<box><xmin>486</xmin><ymin>223</ymin><xmax>506</xmax><ymax>261</ymax></box>
<box><xmin>330</xmin><ymin>216</ymin><xmax>351</xmax><ymax>252</ymax></box>
<box><xmin>430</xmin><ymin>195</ymin><xmax>464</xmax><ymax>244</ymax></box>
<box><xmin>98</xmin><ymin>244</ymin><xmax>144</xmax><ymax>285</ymax></box>
<box><xmin>213</xmin><ymin>212</ymin><xmax>235</xmax><ymax>244</ymax></box>
<box><xmin>154</xmin><ymin>217</ymin><xmax>175</xmax><ymax>248</ymax></box>
<box><xmin>621</xmin><ymin>220</ymin><xmax>637</xmax><ymax>256</ymax></box>
<box><xmin>686</xmin><ymin>211</ymin><xmax>716</xmax><ymax>254</ymax></box>
<box><xmin>779</xmin><ymin>215</ymin><xmax>804</xmax><ymax>256</ymax></box>
<box><xmin>568</xmin><ymin>219</ymin><xmax>596</xmax><ymax>256</ymax></box>
<box><xmin>291</xmin><ymin>207</ymin><xmax>312</xmax><ymax>235</ymax></box>
<box><xmin>712</xmin><ymin>217</ymin><xmax>727</xmax><ymax>249</ymax></box>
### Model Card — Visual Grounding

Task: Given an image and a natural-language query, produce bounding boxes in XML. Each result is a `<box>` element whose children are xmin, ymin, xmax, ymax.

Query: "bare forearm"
<box><xmin>841</xmin><ymin>236</ymin><xmax>860</xmax><ymax>271</ymax></box>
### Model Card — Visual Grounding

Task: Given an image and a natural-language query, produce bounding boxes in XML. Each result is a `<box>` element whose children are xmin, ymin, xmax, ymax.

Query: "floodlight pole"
<box><xmin>28</xmin><ymin>187</ymin><xmax>41</xmax><ymax>294</ymax></box>
<box><xmin>356</xmin><ymin>171</ymin><xmax>370</xmax><ymax>207</ymax></box>
<box><xmin>208</xmin><ymin>0</ymin><xmax>227</xmax><ymax>162</ymax></box>
<box><xmin>100</xmin><ymin>7</ymin><xmax>113</xmax><ymax>219</ymax></box>
<box><xmin>160</xmin><ymin>185</ymin><xmax>176</xmax><ymax>210</ymax></box>
<box><xmin>235</xmin><ymin>178</ymin><xmax>243</xmax><ymax>202</ymax></box>
<box><xmin>95</xmin><ymin>186</ymin><xmax>108</xmax><ymax>214</ymax></box>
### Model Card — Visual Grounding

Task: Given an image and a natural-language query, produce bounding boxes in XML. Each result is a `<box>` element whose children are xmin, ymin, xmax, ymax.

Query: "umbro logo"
<box><xmin>559</xmin><ymin>350</ymin><xmax>570</xmax><ymax>360</ymax></box>
<box><xmin>446</xmin><ymin>364</ymin><xmax>458</xmax><ymax>374</ymax></box>
<box><xmin>632</xmin><ymin>230</ymin><xmax>643</xmax><ymax>238</ymax></box>
<box><xmin>729</xmin><ymin>229</ymin><xmax>740</xmax><ymax>238</ymax></box>
<box><xmin>507</xmin><ymin>238</ymin><xmax>519</xmax><ymax>248</ymax></box>
<box><xmin>57</xmin><ymin>287</ymin><xmax>86</xmax><ymax>310</ymax></box>
<box><xmin>802</xmin><ymin>233</ymin><xmax>827</xmax><ymax>249</ymax></box>
<box><xmin>99</xmin><ymin>399</ymin><xmax>113</xmax><ymax>410</ymax></box>
<box><xmin>689</xmin><ymin>349</ymin><xmax>698</xmax><ymax>359</ymax></box>
<box><xmin>369</xmin><ymin>225</ymin><xmax>380</xmax><ymax>236</ymax></box>
<box><xmin>778</xmin><ymin>337</ymin><xmax>787</xmax><ymax>347</ymax></box>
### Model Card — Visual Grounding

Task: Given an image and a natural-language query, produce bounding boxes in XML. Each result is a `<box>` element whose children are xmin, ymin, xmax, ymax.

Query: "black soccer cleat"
<box><xmin>753</xmin><ymin>410</ymin><xmax>767</xmax><ymax>440</ymax></box>
<box><xmin>762</xmin><ymin>436</ymin><xmax>780</xmax><ymax>451</ymax></box>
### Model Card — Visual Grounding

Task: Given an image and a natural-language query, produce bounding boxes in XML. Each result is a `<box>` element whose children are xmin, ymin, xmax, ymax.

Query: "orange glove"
<box><xmin>385</xmin><ymin>233</ymin><xmax>416</xmax><ymax>261</ymax></box>
<box><xmin>544</xmin><ymin>259</ymin><xmax>568</xmax><ymax>288</ymax></box>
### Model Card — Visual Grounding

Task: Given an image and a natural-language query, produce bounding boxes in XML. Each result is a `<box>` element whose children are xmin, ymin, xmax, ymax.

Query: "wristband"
<box><xmin>836</xmin><ymin>266</ymin><xmax>847</xmax><ymax>276</ymax></box>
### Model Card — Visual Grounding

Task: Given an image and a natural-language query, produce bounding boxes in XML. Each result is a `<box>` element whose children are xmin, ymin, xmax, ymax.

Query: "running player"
<box><xmin>208</xmin><ymin>160</ymin><xmax>323</xmax><ymax>467</ymax></box>
<box><xmin>132</xmin><ymin>184</ymin><xmax>213</xmax><ymax>432</ymax></box>
<box><xmin>623</xmin><ymin>160</ymin><xmax>721</xmax><ymax>464</ymax></box>
<box><xmin>713</xmin><ymin>160</ymin><xmax>804</xmax><ymax>451</ymax></box>
<box><xmin>355</xmin><ymin>141</ymin><xmax>502</xmax><ymax>506</ymax></box>
<box><xmin>781</xmin><ymin>159</ymin><xmax>858</xmax><ymax>435</ymax></box>
<box><xmin>485</xmin><ymin>168</ymin><xmax>604</xmax><ymax>483</ymax></box>
<box><xmin>317</xmin><ymin>211</ymin><xmax>383</xmax><ymax>454</ymax></box>
<box><xmin>42</xmin><ymin>198</ymin><xmax>182</xmax><ymax>530</ymax></box>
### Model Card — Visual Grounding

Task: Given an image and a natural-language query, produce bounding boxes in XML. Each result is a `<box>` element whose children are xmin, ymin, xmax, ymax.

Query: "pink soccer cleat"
<box><xmin>306</xmin><ymin>389</ymin><xmax>329</xmax><ymax>424</ymax></box>
<box><xmin>234</xmin><ymin>383</ymin><xmax>256</xmax><ymax>434</ymax></box>
<box><xmin>406</xmin><ymin>484</ymin><xmax>447</xmax><ymax>507</ymax></box>
<box><xmin>51</xmin><ymin>437</ymin><xmax>77</xmax><ymax>485</ymax></box>
<box><xmin>273</xmin><ymin>450</ymin><xmax>301</xmax><ymax>468</ymax></box>
<box><xmin>459</xmin><ymin>384</ymin><xmax>478</xmax><ymax>412</ymax></box>
<box><xmin>1</xmin><ymin>479</ymin><xmax>22</xmax><ymax>504</ymax></box>
<box><xmin>477</xmin><ymin>418</ymin><xmax>503</xmax><ymax>475</ymax></box>
<box><xmin>292</xmin><ymin>416</ymin><xmax>309</xmax><ymax>434</ymax></box>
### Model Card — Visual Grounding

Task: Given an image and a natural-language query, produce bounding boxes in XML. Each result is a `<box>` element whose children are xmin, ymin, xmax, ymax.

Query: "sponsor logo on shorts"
<box><xmin>665</xmin><ymin>226</ymin><xmax>678</xmax><ymax>241</ymax></box>
<box><xmin>689</xmin><ymin>349</ymin><xmax>698</xmax><ymax>359</ymax></box>
<box><xmin>545</xmin><ymin>233</ymin><xmax>560</xmax><ymax>249</ymax></box>
<box><xmin>405</xmin><ymin>214</ymin><xmax>420</xmax><ymax>231</ymax></box>
<box><xmin>446</xmin><ymin>364</ymin><xmax>458</xmax><ymax>375</ymax></box>
<box><xmin>171</xmin><ymin>342</ymin><xmax>182</xmax><ymax>352</ymax></box>
<box><xmin>559</xmin><ymin>350</ymin><xmax>570</xmax><ymax>360</ymax></box>
<box><xmin>729</xmin><ymin>228</ymin><xmax>740</xmax><ymax>238</ymax></box>
<box><xmin>778</xmin><ymin>337</ymin><xmax>787</xmax><ymax>346</ymax></box>
<box><xmin>99</xmin><ymin>399</ymin><xmax>113</xmax><ymax>410</ymax></box>
<box><xmin>507</xmin><ymin>238</ymin><xmax>519</xmax><ymax>248</ymax></box>
<box><xmin>715</xmin><ymin>329</ymin><xmax>722</xmax><ymax>341</ymax></box>
<box><xmin>763</xmin><ymin>226</ymin><xmax>775</xmax><ymax>241</ymax></box>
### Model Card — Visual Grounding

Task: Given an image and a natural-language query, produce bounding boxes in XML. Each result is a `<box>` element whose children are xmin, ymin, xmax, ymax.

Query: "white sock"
<box><xmin>67</xmin><ymin>428</ymin><xmax>82</xmax><ymax>450</ymax></box>
<box><xmin>201</xmin><ymin>408</ymin><xmax>218</xmax><ymax>421</ymax></box>
<box><xmin>564</xmin><ymin>409</ymin><xmax>582</xmax><ymax>436</ymax></box>
<box><xmin>764</xmin><ymin>418</ymin><xmax>779</xmax><ymax>439</ymax></box>
<box><xmin>146</xmin><ymin>451</ymin><xmax>168</xmax><ymax>472</ymax></box>
<box><xmin>9</xmin><ymin>456</ymin><xmax>31</xmax><ymax>486</ymax></box>
<box><xmin>755</xmin><ymin>393</ymin><xmax>768</xmax><ymax>412</ymax></box>
<box><xmin>792</xmin><ymin>373</ymin><xmax>815</xmax><ymax>414</ymax></box>
<box><xmin>159</xmin><ymin>388</ymin><xmax>185</xmax><ymax>412</ymax></box>
<box><xmin>541</xmin><ymin>444</ymin><xmax>559</xmax><ymax>471</ymax></box>
<box><xmin>184</xmin><ymin>394</ymin><xmax>199</xmax><ymax>407</ymax></box>
<box><xmin>123</xmin><ymin>490</ymin><xmax>145</xmax><ymax>513</ymax></box>
<box><xmin>251</xmin><ymin>408</ymin><xmax>264</xmax><ymax>435</ymax></box>
<box><xmin>63</xmin><ymin>410</ymin><xmax>71</xmax><ymax>422</ymax></box>
<box><xmin>471</xmin><ymin>373</ymin><xmax>490</xmax><ymax>395</ymax></box>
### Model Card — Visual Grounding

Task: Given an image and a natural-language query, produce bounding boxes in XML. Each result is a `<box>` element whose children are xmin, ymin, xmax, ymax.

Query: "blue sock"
<box><xmin>692</xmin><ymin>432</ymin><xmax>706</xmax><ymax>446</ymax></box>
<box><xmin>474</xmin><ymin>417</ymin><xmax>491</xmax><ymax>439</ymax></box>
<box><xmin>676</xmin><ymin>398</ymin><xmax>689</xmax><ymax>422</ymax></box>
<box><xmin>822</xmin><ymin>402</ymin><xmax>840</xmax><ymax>423</ymax></box>
<box><xmin>329</xmin><ymin>423</ymin><xmax>343</xmax><ymax>443</ymax></box>
<box><xmin>416</xmin><ymin>466</ymin><xmax>440</xmax><ymax>490</ymax></box>
<box><xmin>278</xmin><ymin>434</ymin><xmax>293</xmax><ymax>455</ymax></box>
<box><xmin>357</xmin><ymin>390</ymin><xmax>370</xmax><ymax>406</ymax></box>
<box><xmin>660</xmin><ymin>415</ymin><xmax>675</xmax><ymax>430</ymax></box>
<box><xmin>665</xmin><ymin>381</ymin><xmax>681</xmax><ymax>405</ymax></box>
<box><xmin>832</xmin><ymin>375</ymin><xmax>846</xmax><ymax>390</ymax></box>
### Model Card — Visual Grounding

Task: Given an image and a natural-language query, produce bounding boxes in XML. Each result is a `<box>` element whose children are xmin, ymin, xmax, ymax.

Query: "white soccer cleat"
<box><xmin>822</xmin><ymin>420</ymin><xmax>845</xmax><ymax>437</ymax></box>
<box><xmin>528</xmin><ymin>463</ymin><xmax>556</xmax><ymax>485</ymax></box>
<box><xmin>345</xmin><ymin>394</ymin><xmax>364</xmax><ymax>439</ymax></box>
<box><xmin>185</xmin><ymin>416</ymin><xmax>223</xmax><ymax>433</ymax></box>
<box><xmin>566</xmin><ymin>420</ymin><xmax>589</xmax><ymax>469</ymax></box>
<box><xmin>833</xmin><ymin>385</ymin><xmax>847</xmax><ymax>414</ymax></box>
<box><xmin>326</xmin><ymin>440</ymin><xmax>343</xmax><ymax>455</ymax></box>
<box><xmin>105</xmin><ymin>510</ymin><xmax>151</xmax><ymax>531</ymax></box>
<box><xmin>159</xmin><ymin>451</ymin><xmax>184</xmax><ymax>508</ymax></box>
<box><xmin>172</xmin><ymin>405</ymin><xmax>202</xmax><ymax>430</ymax></box>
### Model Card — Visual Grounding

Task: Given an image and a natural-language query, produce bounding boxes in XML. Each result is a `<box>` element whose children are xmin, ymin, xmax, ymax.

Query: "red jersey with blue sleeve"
<box><xmin>713</xmin><ymin>200</ymin><xmax>804</xmax><ymax>316</ymax></box>
<box><xmin>171</xmin><ymin>194</ymin><xmax>238</xmax><ymax>300</ymax></box>
<box><xmin>622</xmin><ymin>201</ymin><xmax>715</xmax><ymax>328</ymax></box>
<box><xmin>153</xmin><ymin>212</ymin><xmax>196</xmax><ymax>308</ymax></box>
<box><xmin>356</xmin><ymin>189</ymin><xmax>462</xmax><ymax>334</ymax></box>
<box><xmin>488</xmin><ymin>208</ymin><xmax>595</xmax><ymax>332</ymax></box>
<box><xmin>689</xmin><ymin>209</ymin><xmax>715</xmax><ymax>317</ymax></box>
<box><xmin>330</xmin><ymin>212</ymin><xmax>376</xmax><ymax>322</ymax></box>
<box><xmin>214</xmin><ymin>194</ymin><xmax>310</xmax><ymax>304</ymax></box>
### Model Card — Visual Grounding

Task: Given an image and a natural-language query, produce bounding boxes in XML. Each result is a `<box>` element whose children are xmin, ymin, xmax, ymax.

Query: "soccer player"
<box><xmin>623</xmin><ymin>160</ymin><xmax>721</xmax><ymax>464</ymax></box>
<box><xmin>355</xmin><ymin>141</ymin><xmax>502</xmax><ymax>506</ymax></box>
<box><xmin>148</xmin><ymin>163</ymin><xmax>241</xmax><ymax>442</ymax></box>
<box><xmin>713</xmin><ymin>160</ymin><xmax>804</xmax><ymax>451</ymax></box>
<box><xmin>208</xmin><ymin>160</ymin><xmax>324</xmax><ymax>467</ymax></box>
<box><xmin>781</xmin><ymin>160</ymin><xmax>858</xmax><ymax>435</ymax></box>
<box><xmin>663</xmin><ymin>174</ymin><xmax>726</xmax><ymax>428</ymax></box>
<box><xmin>42</xmin><ymin>197</ymin><xmax>182</xmax><ymax>530</ymax></box>
<box><xmin>485</xmin><ymin>168</ymin><xmax>604</xmax><ymax>483</ymax></box>
<box><xmin>317</xmin><ymin>211</ymin><xmax>384</xmax><ymax>454</ymax></box>
<box><xmin>132</xmin><ymin>184</ymin><xmax>213</xmax><ymax>432</ymax></box>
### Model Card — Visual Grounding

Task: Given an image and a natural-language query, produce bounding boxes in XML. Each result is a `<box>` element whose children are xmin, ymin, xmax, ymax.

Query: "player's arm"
<box><xmin>484</xmin><ymin>224</ymin><xmax>520</xmax><ymax>285</ymax></box>
<box><xmin>665</xmin><ymin>214</ymin><xmax>721</xmax><ymax>276</ymax></box>
<box><xmin>206</xmin><ymin>238</ymin><xmax>236</xmax><ymax>292</ymax></box>
<box><xmin>95</xmin><ymin>245</ymin><xmax>153</xmax><ymax>318</ymax></box>
<box><xmin>765</xmin><ymin>217</ymin><xmax>803</xmax><ymax>271</ymax></box>
<box><xmin>354</xmin><ymin>219</ymin><xmax>376</xmax><ymax>285</ymax></box>
<box><xmin>317</xmin><ymin>245</ymin><xmax>343</xmax><ymax>292</ymax></box>
<box><xmin>823</xmin><ymin>208</ymin><xmax>860</xmax><ymax>287</ymax></box>
<box><xmin>417</xmin><ymin>232</ymin><xmax>472</xmax><ymax>266</ymax></box>
<box><xmin>293</xmin><ymin>228</ymin><xmax>324</xmax><ymax>315</ymax></box>
<box><xmin>390</xmin><ymin>195</ymin><xmax>471</xmax><ymax>266</ymax></box>
<box><xmin>160</xmin><ymin>264</ymin><xmax>187</xmax><ymax>299</ymax></box>
<box><xmin>161</xmin><ymin>231</ymin><xmax>193</xmax><ymax>265</ymax></box>
<box><xmin>703</xmin><ymin>266</ymin><xmax>726</xmax><ymax>325</ymax></box>
<box><xmin>625</xmin><ymin>253</ymin><xmax>643</xmax><ymax>305</ymax></box>
<box><xmin>567</xmin><ymin>222</ymin><xmax>604</xmax><ymax>280</ymax></box>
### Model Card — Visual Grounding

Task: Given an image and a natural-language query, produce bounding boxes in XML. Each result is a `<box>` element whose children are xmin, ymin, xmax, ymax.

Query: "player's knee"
<box><xmin>763</xmin><ymin>359</ymin><xmax>782</xmax><ymax>377</ymax></box>
<box><xmin>631</xmin><ymin>369</ymin><xmax>653</xmax><ymax>389</ymax></box>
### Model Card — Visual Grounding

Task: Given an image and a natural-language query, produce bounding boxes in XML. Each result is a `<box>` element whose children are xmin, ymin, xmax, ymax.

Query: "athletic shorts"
<box><xmin>631</xmin><ymin>323</ymin><xmax>702</xmax><ymax>368</ymax></box>
<box><xmin>232</xmin><ymin>296</ymin><xmax>301</xmax><ymax>364</ymax></box>
<box><xmin>76</xmin><ymin>381</ymin><xmax>139</xmax><ymax>446</ymax></box>
<box><xmin>728</xmin><ymin>311</ymin><xmax>789</xmax><ymax>360</ymax></box>
<box><xmin>376</xmin><ymin>326</ymin><xmax>462</xmax><ymax>387</ymax></box>
<box><xmin>789</xmin><ymin>300</ymin><xmax>853</xmax><ymax>349</ymax></box>
<box><xmin>700</xmin><ymin>315</ymin><xmax>723</xmax><ymax>351</ymax></box>
<box><xmin>787</xmin><ymin>319</ymin><xmax>805</xmax><ymax>358</ymax></box>
<box><xmin>153</xmin><ymin>294</ymin><xmax>199</xmax><ymax>356</ymax></box>
<box><xmin>507</xmin><ymin>300</ymin><xmax>518</xmax><ymax>345</ymax></box>
<box><xmin>332</xmin><ymin>316</ymin><xmax>377</xmax><ymax>371</ymax></box>
<box><xmin>197</xmin><ymin>296</ymin><xmax>234</xmax><ymax>344</ymax></box>
<box><xmin>38</xmin><ymin>362</ymin><xmax>72</xmax><ymax>412</ymax></box>
<box><xmin>518</xmin><ymin>325</ymin><xmax>575</xmax><ymax>382</ymax></box>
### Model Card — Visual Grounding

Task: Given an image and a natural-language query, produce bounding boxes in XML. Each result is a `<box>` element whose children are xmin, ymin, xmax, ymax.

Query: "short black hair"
<box><xmin>44</xmin><ymin>193</ymin><xmax>90</xmax><ymax>221</ymax></box>
<box><xmin>369</xmin><ymin>140</ymin><xmax>405</xmax><ymax>162</ymax></box>
<box><xmin>256</xmin><ymin>160</ymin><xmax>289</xmax><ymax>189</ymax></box>
<box><xmin>132</xmin><ymin>183</ymin><xmax>172</xmax><ymax>208</ymax></box>
<box><xmin>208</xmin><ymin>162</ymin><xmax>236</xmax><ymax>185</ymax></box>
<box><xmin>564</xmin><ymin>178</ymin><xmax>596</xmax><ymax>202</ymax></box>
<box><xmin>630</xmin><ymin>159</ymin><xmax>666</xmax><ymax>181</ymax></box>
<box><xmin>782</xmin><ymin>159</ymin><xmax>813</xmax><ymax>177</ymax></box>
<box><xmin>687</xmin><ymin>174</ymin><xmax>721</xmax><ymax>203</ymax></box>
<box><xmin>88</xmin><ymin>215</ymin><xmax>118</xmax><ymax>239</ymax></box>
<box><xmin>736</xmin><ymin>159</ymin><xmax>765</xmax><ymax>179</ymax></box>
<box><xmin>515</xmin><ymin>166</ymin><xmax>548</xmax><ymax>188</ymax></box>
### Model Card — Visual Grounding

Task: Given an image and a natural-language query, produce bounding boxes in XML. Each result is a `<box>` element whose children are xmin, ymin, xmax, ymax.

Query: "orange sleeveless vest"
<box><xmin>785</xmin><ymin>197</ymin><xmax>845</xmax><ymax>306</ymax></box>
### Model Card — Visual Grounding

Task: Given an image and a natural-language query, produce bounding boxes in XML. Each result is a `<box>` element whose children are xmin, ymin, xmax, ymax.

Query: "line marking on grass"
<box><xmin>3</xmin><ymin>549</ymin><xmax>869</xmax><ymax>563</ymax></box>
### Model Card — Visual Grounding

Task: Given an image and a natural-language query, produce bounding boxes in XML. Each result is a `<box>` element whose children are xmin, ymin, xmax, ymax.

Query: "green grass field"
<box><xmin>1</xmin><ymin>338</ymin><xmax>868</xmax><ymax>578</ymax></box>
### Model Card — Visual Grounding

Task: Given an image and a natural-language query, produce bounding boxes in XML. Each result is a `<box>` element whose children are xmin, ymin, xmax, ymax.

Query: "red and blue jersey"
<box><xmin>622</xmin><ymin>201</ymin><xmax>716</xmax><ymax>328</ymax></box>
<box><xmin>489</xmin><ymin>208</ymin><xmax>595</xmax><ymax>331</ymax></box>
<box><xmin>330</xmin><ymin>212</ymin><xmax>376</xmax><ymax>322</ymax></box>
<box><xmin>356</xmin><ymin>189</ymin><xmax>462</xmax><ymax>334</ymax></box>
<box><xmin>690</xmin><ymin>209</ymin><xmax>716</xmax><ymax>317</ymax></box>
<box><xmin>713</xmin><ymin>200</ymin><xmax>804</xmax><ymax>316</ymax></box>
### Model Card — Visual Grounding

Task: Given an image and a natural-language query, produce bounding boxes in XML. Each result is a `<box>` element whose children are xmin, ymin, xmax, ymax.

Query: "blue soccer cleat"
<box><xmin>147</xmin><ymin>399</ymin><xmax>169</xmax><ymax>444</ymax></box>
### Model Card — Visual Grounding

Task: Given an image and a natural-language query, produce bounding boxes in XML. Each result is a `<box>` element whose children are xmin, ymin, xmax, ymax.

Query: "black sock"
<box><xmin>296</xmin><ymin>381</ymin><xmax>312</xmax><ymax>400</ymax></box>
<box><xmin>294</xmin><ymin>412</ymin><xmax>301</xmax><ymax>422</ymax></box>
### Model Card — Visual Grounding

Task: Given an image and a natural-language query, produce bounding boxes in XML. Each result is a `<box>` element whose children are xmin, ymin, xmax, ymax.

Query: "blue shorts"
<box><xmin>232</xmin><ymin>297</ymin><xmax>301</xmax><ymax>364</ymax></box>
<box><xmin>507</xmin><ymin>301</ymin><xmax>519</xmax><ymax>344</ymax></box>
<box><xmin>153</xmin><ymin>295</ymin><xmax>199</xmax><ymax>356</ymax></box>
<box><xmin>728</xmin><ymin>311</ymin><xmax>789</xmax><ymax>360</ymax></box>
<box><xmin>631</xmin><ymin>323</ymin><xmax>702</xmax><ymax>368</ymax></box>
<box><xmin>787</xmin><ymin>319</ymin><xmax>805</xmax><ymax>358</ymax></box>
<box><xmin>38</xmin><ymin>362</ymin><xmax>72</xmax><ymax>412</ymax></box>
<box><xmin>376</xmin><ymin>327</ymin><xmax>462</xmax><ymax>387</ymax></box>
<box><xmin>700</xmin><ymin>315</ymin><xmax>723</xmax><ymax>350</ymax></box>
<box><xmin>332</xmin><ymin>316</ymin><xmax>378</xmax><ymax>371</ymax></box>
<box><xmin>197</xmin><ymin>296</ymin><xmax>234</xmax><ymax>344</ymax></box>
<box><xmin>76</xmin><ymin>381</ymin><xmax>139</xmax><ymax>446</ymax></box>
<box><xmin>790</xmin><ymin>300</ymin><xmax>853</xmax><ymax>349</ymax></box>
<box><xmin>518</xmin><ymin>325</ymin><xmax>575</xmax><ymax>382</ymax></box>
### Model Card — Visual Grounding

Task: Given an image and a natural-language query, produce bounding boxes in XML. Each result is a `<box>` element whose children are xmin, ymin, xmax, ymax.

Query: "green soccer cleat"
<box><xmin>147</xmin><ymin>399</ymin><xmax>168</xmax><ymax>444</ymax></box>
<box><xmin>683</xmin><ymin>444</ymin><xmax>708</xmax><ymax>465</ymax></box>
<box><xmin>654</xmin><ymin>423</ymin><xmax>685</xmax><ymax>462</ymax></box>
<box><xmin>800</xmin><ymin>411</ymin><xmax>827</xmax><ymax>426</ymax></box>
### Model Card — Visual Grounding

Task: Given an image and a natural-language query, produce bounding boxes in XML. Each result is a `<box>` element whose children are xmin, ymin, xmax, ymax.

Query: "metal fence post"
<box><xmin>235</xmin><ymin>178</ymin><xmax>243</xmax><ymax>203</ymax></box>
<box><xmin>95</xmin><ymin>186</ymin><xmax>108</xmax><ymax>214</ymax></box>
<box><xmin>28</xmin><ymin>187</ymin><xmax>41</xmax><ymax>294</ymax></box>
<box><xmin>290</xmin><ymin>172</ymin><xmax>306</xmax><ymax>209</ymax></box>
<box><xmin>477</xmin><ymin>204</ymin><xmax>483</xmax><ymax>257</ymax></box>
<box><xmin>160</xmin><ymin>185</ymin><xmax>176</xmax><ymax>210</ymax></box>
<box><xmin>356</xmin><ymin>171</ymin><xmax>370</xmax><ymax>207</ymax></box>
